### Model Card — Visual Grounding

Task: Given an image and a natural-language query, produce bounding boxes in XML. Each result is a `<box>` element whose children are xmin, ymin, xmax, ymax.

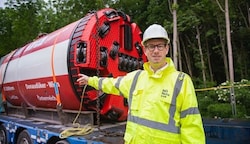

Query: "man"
<box><xmin>77</xmin><ymin>24</ymin><xmax>205</xmax><ymax>144</ymax></box>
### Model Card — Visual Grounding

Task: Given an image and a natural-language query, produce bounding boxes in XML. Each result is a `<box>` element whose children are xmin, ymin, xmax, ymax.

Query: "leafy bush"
<box><xmin>207</xmin><ymin>103</ymin><xmax>232</xmax><ymax>118</ymax></box>
<box><xmin>196</xmin><ymin>79</ymin><xmax>250</xmax><ymax>118</ymax></box>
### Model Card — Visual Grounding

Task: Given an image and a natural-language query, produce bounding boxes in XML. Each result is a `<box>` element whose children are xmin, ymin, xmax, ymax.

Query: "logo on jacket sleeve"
<box><xmin>161</xmin><ymin>89</ymin><xmax>170</xmax><ymax>98</ymax></box>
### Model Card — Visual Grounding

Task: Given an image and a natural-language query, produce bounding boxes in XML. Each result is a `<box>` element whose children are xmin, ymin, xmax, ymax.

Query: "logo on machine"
<box><xmin>47</xmin><ymin>81</ymin><xmax>60</xmax><ymax>88</ymax></box>
<box><xmin>37</xmin><ymin>95</ymin><xmax>56</xmax><ymax>101</ymax></box>
<box><xmin>25</xmin><ymin>36</ymin><xmax>47</xmax><ymax>51</ymax></box>
<box><xmin>24</xmin><ymin>81</ymin><xmax>61</xmax><ymax>90</ymax></box>
<box><xmin>10</xmin><ymin>95</ymin><xmax>19</xmax><ymax>100</ymax></box>
<box><xmin>25</xmin><ymin>82</ymin><xmax>46</xmax><ymax>89</ymax></box>
<box><xmin>3</xmin><ymin>86</ymin><xmax>15</xmax><ymax>91</ymax></box>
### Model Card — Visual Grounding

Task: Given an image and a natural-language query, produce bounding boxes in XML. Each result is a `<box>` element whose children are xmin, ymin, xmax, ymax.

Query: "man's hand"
<box><xmin>77</xmin><ymin>74</ymin><xmax>89</xmax><ymax>85</ymax></box>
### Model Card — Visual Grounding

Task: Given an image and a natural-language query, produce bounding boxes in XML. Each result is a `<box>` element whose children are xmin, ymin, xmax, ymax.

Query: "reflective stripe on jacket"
<box><xmin>88</xmin><ymin>57</ymin><xmax>205</xmax><ymax>144</ymax></box>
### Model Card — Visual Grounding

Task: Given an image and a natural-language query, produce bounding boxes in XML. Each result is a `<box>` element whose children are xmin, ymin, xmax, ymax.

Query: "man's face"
<box><xmin>144</xmin><ymin>39</ymin><xmax>169</xmax><ymax>65</ymax></box>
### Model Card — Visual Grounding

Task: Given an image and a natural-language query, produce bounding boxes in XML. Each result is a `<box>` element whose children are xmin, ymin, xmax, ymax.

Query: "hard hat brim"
<box><xmin>141</xmin><ymin>37</ymin><xmax>170</xmax><ymax>46</ymax></box>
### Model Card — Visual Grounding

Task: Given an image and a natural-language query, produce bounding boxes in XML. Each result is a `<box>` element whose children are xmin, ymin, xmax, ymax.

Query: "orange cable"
<box><xmin>51</xmin><ymin>33</ymin><xmax>62</xmax><ymax>105</ymax></box>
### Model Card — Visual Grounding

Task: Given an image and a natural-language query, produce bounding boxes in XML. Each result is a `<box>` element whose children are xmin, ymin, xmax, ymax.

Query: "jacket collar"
<box><xmin>143</xmin><ymin>57</ymin><xmax>176</xmax><ymax>78</ymax></box>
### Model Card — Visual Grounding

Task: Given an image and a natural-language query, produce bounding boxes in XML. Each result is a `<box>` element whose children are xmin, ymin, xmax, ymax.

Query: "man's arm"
<box><xmin>179</xmin><ymin>75</ymin><xmax>206</xmax><ymax>144</ymax></box>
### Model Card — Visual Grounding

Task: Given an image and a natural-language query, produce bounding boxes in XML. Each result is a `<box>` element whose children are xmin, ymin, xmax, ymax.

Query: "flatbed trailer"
<box><xmin>2</xmin><ymin>109</ymin><xmax>250</xmax><ymax>144</ymax></box>
<box><xmin>0</xmin><ymin>107</ymin><xmax>126</xmax><ymax>144</ymax></box>
<box><xmin>203</xmin><ymin>118</ymin><xmax>250</xmax><ymax>144</ymax></box>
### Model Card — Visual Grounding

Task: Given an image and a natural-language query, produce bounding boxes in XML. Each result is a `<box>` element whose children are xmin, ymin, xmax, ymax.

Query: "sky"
<box><xmin>0</xmin><ymin>0</ymin><xmax>6</xmax><ymax>8</ymax></box>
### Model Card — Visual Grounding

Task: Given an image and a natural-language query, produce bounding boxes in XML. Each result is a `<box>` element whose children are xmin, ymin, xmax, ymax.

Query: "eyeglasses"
<box><xmin>145</xmin><ymin>43</ymin><xmax>167</xmax><ymax>52</ymax></box>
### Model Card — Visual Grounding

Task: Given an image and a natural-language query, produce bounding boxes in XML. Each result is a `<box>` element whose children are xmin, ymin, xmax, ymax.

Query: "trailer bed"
<box><xmin>0</xmin><ymin>114</ymin><xmax>125</xmax><ymax>144</ymax></box>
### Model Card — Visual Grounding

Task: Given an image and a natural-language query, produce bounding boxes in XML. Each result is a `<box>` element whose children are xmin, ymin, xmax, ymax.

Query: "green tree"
<box><xmin>0</xmin><ymin>8</ymin><xmax>13</xmax><ymax>56</ymax></box>
<box><xmin>1</xmin><ymin>0</ymin><xmax>45</xmax><ymax>53</ymax></box>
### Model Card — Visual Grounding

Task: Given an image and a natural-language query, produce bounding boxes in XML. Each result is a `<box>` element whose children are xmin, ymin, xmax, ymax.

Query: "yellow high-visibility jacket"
<box><xmin>88</xmin><ymin>57</ymin><xmax>205</xmax><ymax>144</ymax></box>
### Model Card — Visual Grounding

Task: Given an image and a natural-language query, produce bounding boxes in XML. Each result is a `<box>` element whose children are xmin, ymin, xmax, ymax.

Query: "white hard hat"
<box><xmin>142</xmin><ymin>24</ymin><xmax>170</xmax><ymax>45</ymax></box>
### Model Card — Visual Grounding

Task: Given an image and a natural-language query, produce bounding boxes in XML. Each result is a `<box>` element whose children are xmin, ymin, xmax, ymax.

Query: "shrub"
<box><xmin>207</xmin><ymin>103</ymin><xmax>232</xmax><ymax>118</ymax></box>
<box><xmin>196</xmin><ymin>79</ymin><xmax>250</xmax><ymax>118</ymax></box>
